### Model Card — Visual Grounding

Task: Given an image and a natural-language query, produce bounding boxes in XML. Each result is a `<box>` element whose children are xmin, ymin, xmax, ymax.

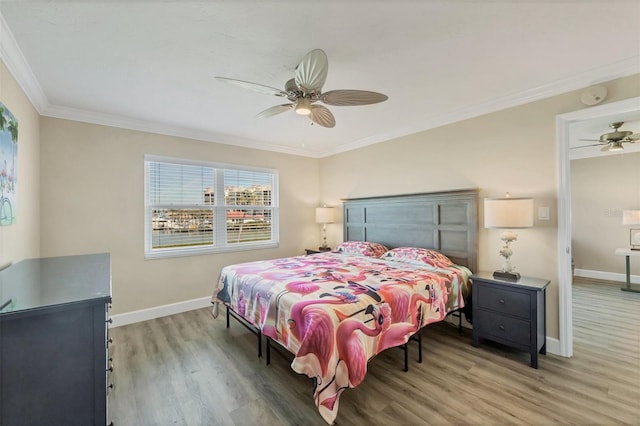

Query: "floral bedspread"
<box><xmin>211</xmin><ymin>252</ymin><xmax>471</xmax><ymax>424</ymax></box>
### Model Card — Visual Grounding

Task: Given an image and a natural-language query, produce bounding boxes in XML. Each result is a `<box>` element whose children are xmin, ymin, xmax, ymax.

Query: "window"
<box><xmin>144</xmin><ymin>155</ymin><xmax>278</xmax><ymax>259</ymax></box>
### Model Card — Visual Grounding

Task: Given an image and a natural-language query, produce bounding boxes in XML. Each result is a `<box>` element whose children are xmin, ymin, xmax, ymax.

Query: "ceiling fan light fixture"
<box><xmin>609</xmin><ymin>141</ymin><xmax>624</xmax><ymax>152</ymax></box>
<box><xmin>295</xmin><ymin>98</ymin><xmax>312</xmax><ymax>116</ymax></box>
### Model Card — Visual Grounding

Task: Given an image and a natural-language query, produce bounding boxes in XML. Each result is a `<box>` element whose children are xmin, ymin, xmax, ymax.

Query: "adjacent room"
<box><xmin>0</xmin><ymin>1</ymin><xmax>639</xmax><ymax>425</ymax></box>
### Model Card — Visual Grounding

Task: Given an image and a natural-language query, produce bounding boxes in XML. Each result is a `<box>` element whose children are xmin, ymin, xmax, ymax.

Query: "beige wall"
<box><xmin>319</xmin><ymin>74</ymin><xmax>640</xmax><ymax>340</ymax></box>
<box><xmin>0</xmin><ymin>60</ymin><xmax>40</xmax><ymax>267</ymax></box>
<box><xmin>10</xmin><ymin>46</ymin><xmax>640</xmax><ymax>338</ymax></box>
<box><xmin>39</xmin><ymin>118</ymin><xmax>319</xmax><ymax>314</ymax></box>
<box><xmin>571</xmin><ymin>151</ymin><xmax>640</xmax><ymax>275</ymax></box>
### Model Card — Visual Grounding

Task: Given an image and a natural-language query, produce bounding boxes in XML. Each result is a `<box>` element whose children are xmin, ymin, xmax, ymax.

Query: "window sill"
<box><xmin>144</xmin><ymin>241</ymin><xmax>279</xmax><ymax>260</ymax></box>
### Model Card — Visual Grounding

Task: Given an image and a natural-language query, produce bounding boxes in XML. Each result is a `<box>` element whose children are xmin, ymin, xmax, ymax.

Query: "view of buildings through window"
<box><xmin>145</xmin><ymin>158</ymin><xmax>277</xmax><ymax>256</ymax></box>
<box><xmin>151</xmin><ymin>184</ymin><xmax>273</xmax><ymax>248</ymax></box>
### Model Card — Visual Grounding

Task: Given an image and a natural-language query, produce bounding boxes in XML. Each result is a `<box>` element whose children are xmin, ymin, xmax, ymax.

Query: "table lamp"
<box><xmin>622</xmin><ymin>210</ymin><xmax>640</xmax><ymax>250</ymax></box>
<box><xmin>484</xmin><ymin>194</ymin><xmax>534</xmax><ymax>281</ymax></box>
<box><xmin>315</xmin><ymin>206</ymin><xmax>335</xmax><ymax>251</ymax></box>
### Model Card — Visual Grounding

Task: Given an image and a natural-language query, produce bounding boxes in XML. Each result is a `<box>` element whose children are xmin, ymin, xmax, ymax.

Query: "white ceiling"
<box><xmin>0</xmin><ymin>1</ymin><xmax>639</xmax><ymax>158</ymax></box>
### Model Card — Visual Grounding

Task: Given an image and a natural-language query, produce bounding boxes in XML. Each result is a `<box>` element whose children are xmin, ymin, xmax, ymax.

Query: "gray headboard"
<box><xmin>342</xmin><ymin>189</ymin><xmax>478</xmax><ymax>272</ymax></box>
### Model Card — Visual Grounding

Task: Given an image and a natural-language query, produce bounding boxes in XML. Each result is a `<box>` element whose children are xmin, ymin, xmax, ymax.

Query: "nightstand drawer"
<box><xmin>476</xmin><ymin>285</ymin><xmax>530</xmax><ymax>320</ymax></box>
<box><xmin>476</xmin><ymin>310</ymin><xmax>530</xmax><ymax>346</ymax></box>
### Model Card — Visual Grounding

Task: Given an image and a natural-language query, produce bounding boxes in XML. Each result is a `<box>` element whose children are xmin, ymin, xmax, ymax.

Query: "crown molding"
<box><xmin>1</xmin><ymin>6</ymin><xmax>638</xmax><ymax>160</ymax></box>
<box><xmin>0</xmin><ymin>11</ymin><xmax>48</xmax><ymax>112</ymax></box>
<box><xmin>42</xmin><ymin>103</ymin><xmax>321</xmax><ymax>158</ymax></box>
<box><xmin>321</xmin><ymin>56</ymin><xmax>640</xmax><ymax>158</ymax></box>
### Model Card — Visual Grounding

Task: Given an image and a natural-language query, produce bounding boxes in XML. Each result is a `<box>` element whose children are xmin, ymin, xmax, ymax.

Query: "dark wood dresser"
<box><xmin>471</xmin><ymin>271</ymin><xmax>549</xmax><ymax>368</ymax></box>
<box><xmin>0</xmin><ymin>253</ymin><xmax>112</xmax><ymax>425</ymax></box>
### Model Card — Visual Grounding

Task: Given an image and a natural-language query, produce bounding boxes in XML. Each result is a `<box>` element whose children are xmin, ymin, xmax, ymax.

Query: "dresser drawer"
<box><xmin>476</xmin><ymin>284</ymin><xmax>530</xmax><ymax>319</ymax></box>
<box><xmin>476</xmin><ymin>309</ymin><xmax>530</xmax><ymax>346</ymax></box>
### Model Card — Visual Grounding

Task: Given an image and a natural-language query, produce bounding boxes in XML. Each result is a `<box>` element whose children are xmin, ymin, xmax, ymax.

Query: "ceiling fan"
<box><xmin>580</xmin><ymin>122</ymin><xmax>640</xmax><ymax>152</ymax></box>
<box><xmin>215</xmin><ymin>49</ymin><xmax>388</xmax><ymax>128</ymax></box>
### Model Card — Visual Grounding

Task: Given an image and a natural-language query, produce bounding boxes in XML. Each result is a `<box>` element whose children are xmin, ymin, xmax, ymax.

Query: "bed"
<box><xmin>211</xmin><ymin>189</ymin><xmax>478</xmax><ymax>424</ymax></box>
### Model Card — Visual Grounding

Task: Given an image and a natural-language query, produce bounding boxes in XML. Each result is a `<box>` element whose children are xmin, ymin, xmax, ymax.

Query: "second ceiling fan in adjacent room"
<box><xmin>581</xmin><ymin>122</ymin><xmax>640</xmax><ymax>152</ymax></box>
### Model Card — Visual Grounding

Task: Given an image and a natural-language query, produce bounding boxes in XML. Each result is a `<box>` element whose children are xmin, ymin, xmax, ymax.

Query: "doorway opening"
<box><xmin>556</xmin><ymin>96</ymin><xmax>640</xmax><ymax>357</ymax></box>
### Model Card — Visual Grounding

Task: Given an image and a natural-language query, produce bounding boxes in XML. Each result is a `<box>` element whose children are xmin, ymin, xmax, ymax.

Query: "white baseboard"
<box><xmin>111</xmin><ymin>296</ymin><xmax>212</xmax><ymax>327</ymax></box>
<box><xmin>574</xmin><ymin>268</ymin><xmax>640</xmax><ymax>284</ymax></box>
<box><xmin>545</xmin><ymin>337</ymin><xmax>560</xmax><ymax>356</ymax></box>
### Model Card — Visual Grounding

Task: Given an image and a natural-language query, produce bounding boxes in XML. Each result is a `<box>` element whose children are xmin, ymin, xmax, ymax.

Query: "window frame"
<box><xmin>144</xmin><ymin>154</ymin><xmax>279</xmax><ymax>259</ymax></box>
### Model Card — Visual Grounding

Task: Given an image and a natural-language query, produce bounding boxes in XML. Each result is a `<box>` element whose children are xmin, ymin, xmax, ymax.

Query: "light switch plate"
<box><xmin>538</xmin><ymin>206</ymin><xmax>550</xmax><ymax>221</ymax></box>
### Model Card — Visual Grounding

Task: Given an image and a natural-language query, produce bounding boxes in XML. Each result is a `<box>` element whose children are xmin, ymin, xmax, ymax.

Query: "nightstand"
<box><xmin>471</xmin><ymin>271</ymin><xmax>550</xmax><ymax>368</ymax></box>
<box><xmin>305</xmin><ymin>248</ymin><xmax>331</xmax><ymax>255</ymax></box>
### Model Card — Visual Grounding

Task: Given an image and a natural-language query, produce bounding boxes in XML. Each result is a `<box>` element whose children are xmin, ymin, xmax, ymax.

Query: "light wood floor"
<box><xmin>108</xmin><ymin>278</ymin><xmax>640</xmax><ymax>425</ymax></box>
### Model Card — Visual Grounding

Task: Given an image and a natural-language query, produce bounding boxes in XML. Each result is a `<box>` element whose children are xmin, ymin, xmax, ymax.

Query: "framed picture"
<box><xmin>0</xmin><ymin>102</ymin><xmax>18</xmax><ymax>226</ymax></box>
<box><xmin>631</xmin><ymin>229</ymin><xmax>640</xmax><ymax>250</ymax></box>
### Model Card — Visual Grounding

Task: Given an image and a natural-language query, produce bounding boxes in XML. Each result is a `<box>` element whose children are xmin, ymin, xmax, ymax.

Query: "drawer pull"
<box><xmin>108</xmin><ymin>383</ymin><xmax>114</xmax><ymax>389</ymax></box>
<box><xmin>106</xmin><ymin>317</ymin><xmax>113</xmax><ymax>324</ymax></box>
<box><xmin>107</xmin><ymin>337</ymin><xmax>113</xmax><ymax>344</ymax></box>
<box><xmin>107</xmin><ymin>365</ymin><xmax>114</xmax><ymax>373</ymax></box>
<box><xmin>499</xmin><ymin>299</ymin><xmax>505</xmax><ymax>304</ymax></box>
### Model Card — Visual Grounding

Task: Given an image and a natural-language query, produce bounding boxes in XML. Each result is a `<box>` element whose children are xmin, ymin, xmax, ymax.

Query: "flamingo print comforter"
<box><xmin>211</xmin><ymin>252</ymin><xmax>471</xmax><ymax>424</ymax></box>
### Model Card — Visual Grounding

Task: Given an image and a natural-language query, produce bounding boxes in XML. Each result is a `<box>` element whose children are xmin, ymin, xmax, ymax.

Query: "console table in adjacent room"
<box><xmin>0</xmin><ymin>253</ymin><xmax>112</xmax><ymax>426</ymax></box>
<box><xmin>615</xmin><ymin>248</ymin><xmax>640</xmax><ymax>293</ymax></box>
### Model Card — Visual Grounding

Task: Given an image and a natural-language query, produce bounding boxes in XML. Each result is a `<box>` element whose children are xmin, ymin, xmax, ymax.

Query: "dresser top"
<box><xmin>0</xmin><ymin>253</ymin><xmax>111</xmax><ymax>314</ymax></box>
<box><xmin>472</xmin><ymin>271</ymin><xmax>550</xmax><ymax>290</ymax></box>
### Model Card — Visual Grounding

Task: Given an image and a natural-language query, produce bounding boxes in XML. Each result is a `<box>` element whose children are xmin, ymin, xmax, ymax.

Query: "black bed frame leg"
<box><xmin>418</xmin><ymin>330</ymin><xmax>423</xmax><ymax>364</ymax></box>
<box><xmin>403</xmin><ymin>344</ymin><xmax>408</xmax><ymax>372</ymax></box>
<box><xmin>226</xmin><ymin>305</ymin><xmax>230</xmax><ymax>328</ymax></box>
<box><xmin>458</xmin><ymin>311</ymin><xmax>463</xmax><ymax>334</ymax></box>
<box><xmin>266</xmin><ymin>337</ymin><xmax>271</xmax><ymax>366</ymax></box>
<box><xmin>258</xmin><ymin>330</ymin><xmax>262</xmax><ymax>358</ymax></box>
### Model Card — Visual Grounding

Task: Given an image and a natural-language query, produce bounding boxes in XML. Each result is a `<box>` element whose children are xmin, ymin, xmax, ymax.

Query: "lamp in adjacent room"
<box><xmin>484</xmin><ymin>193</ymin><xmax>534</xmax><ymax>281</ymax></box>
<box><xmin>315</xmin><ymin>206</ymin><xmax>335</xmax><ymax>251</ymax></box>
<box><xmin>622</xmin><ymin>210</ymin><xmax>640</xmax><ymax>250</ymax></box>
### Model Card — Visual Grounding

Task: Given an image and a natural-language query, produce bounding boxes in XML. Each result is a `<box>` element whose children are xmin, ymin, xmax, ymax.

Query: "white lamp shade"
<box><xmin>622</xmin><ymin>210</ymin><xmax>640</xmax><ymax>225</ymax></box>
<box><xmin>315</xmin><ymin>207</ymin><xmax>335</xmax><ymax>224</ymax></box>
<box><xmin>484</xmin><ymin>197</ymin><xmax>534</xmax><ymax>229</ymax></box>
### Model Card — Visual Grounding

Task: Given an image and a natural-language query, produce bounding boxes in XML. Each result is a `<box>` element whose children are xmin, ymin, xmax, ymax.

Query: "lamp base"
<box><xmin>493</xmin><ymin>270</ymin><xmax>521</xmax><ymax>281</ymax></box>
<box><xmin>318</xmin><ymin>246</ymin><xmax>331</xmax><ymax>252</ymax></box>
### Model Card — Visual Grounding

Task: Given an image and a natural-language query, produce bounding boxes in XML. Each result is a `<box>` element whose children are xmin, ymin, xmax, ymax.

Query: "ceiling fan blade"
<box><xmin>320</xmin><ymin>90</ymin><xmax>388</xmax><ymax>106</ymax></box>
<box><xmin>215</xmin><ymin>77</ymin><xmax>287</xmax><ymax>97</ymax></box>
<box><xmin>255</xmin><ymin>104</ymin><xmax>293</xmax><ymax>119</ymax></box>
<box><xmin>627</xmin><ymin>133</ymin><xmax>640</xmax><ymax>141</ymax></box>
<box><xmin>309</xmin><ymin>105</ymin><xmax>335</xmax><ymax>128</ymax></box>
<box><xmin>294</xmin><ymin>49</ymin><xmax>328</xmax><ymax>94</ymax></box>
